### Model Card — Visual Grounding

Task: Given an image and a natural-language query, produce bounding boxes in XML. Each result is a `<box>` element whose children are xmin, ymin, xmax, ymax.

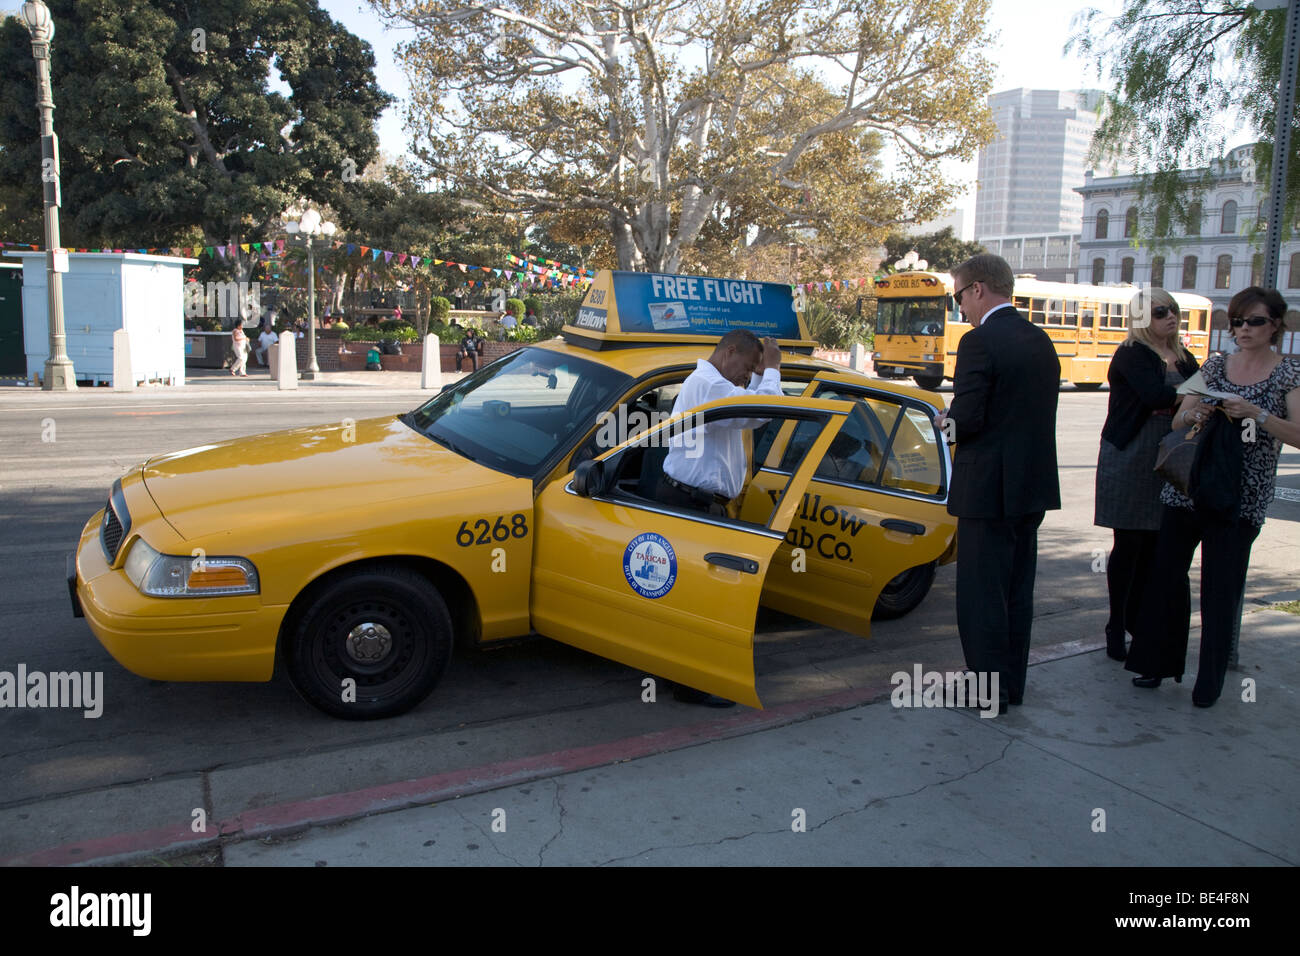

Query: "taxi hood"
<box><xmin>142</xmin><ymin>416</ymin><xmax>510</xmax><ymax>540</ymax></box>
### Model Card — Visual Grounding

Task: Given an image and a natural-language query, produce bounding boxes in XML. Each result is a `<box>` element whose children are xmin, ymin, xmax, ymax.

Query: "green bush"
<box><xmin>429</xmin><ymin>320</ymin><xmax>465</xmax><ymax>343</ymax></box>
<box><xmin>332</xmin><ymin>319</ymin><xmax>349</xmax><ymax>331</ymax></box>
<box><xmin>505</xmin><ymin>324</ymin><xmax>539</xmax><ymax>343</ymax></box>
<box><xmin>804</xmin><ymin>300</ymin><xmax>872</xmax><ymax>350</ymax></box>
<box><xmin>429</xmin><ymin>296</ymin><xmax>451</xmax><ymax>324</ymax></box>
<box><xmin>522</xmin><ymin>296</ymin><xmax>543</xmax><ymax>318</ymax></box>
<box><xmin>536</xmin><ymin>290</ymin><xmax>585</xmax><ymax>337</ymax></box>
<box><xmin>505</xmin><ymin>297</ymin><xmax>525</xmax><ymax>318</ymax></box>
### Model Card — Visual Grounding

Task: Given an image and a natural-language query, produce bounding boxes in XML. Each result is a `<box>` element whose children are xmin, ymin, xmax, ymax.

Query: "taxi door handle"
<box><xmin>881</xmin><ymin>519</ymin><xmax>926</xmax><ymax>536</ymax></box>
<box><xmin>705</xmin><ymin>553</ymin><xmax>760</xmax><ymax>574</ymax></box>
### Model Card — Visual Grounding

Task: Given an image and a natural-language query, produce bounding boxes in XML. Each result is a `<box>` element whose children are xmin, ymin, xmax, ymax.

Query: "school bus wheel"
<box><xmin>913</xmin><ymin>375</ymin><xmax>943</xmax><ymax>390</ymax></box>
<box><xmin>1074</xmin><ymin>382</ymin><xmax>1103</xmax><ymax>391</ymax></box>
<box><xmin>872</xmin><ymin>560</ymin><xmax>938</xmax><ymax>621</ymax></box>
<box><xmin>285</xmin><ymin>564</ymin><xmax>454</xmax><ymax>719</ymax></box>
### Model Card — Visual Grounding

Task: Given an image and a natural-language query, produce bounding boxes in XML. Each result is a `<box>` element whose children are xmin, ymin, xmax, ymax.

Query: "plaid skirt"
<box><xmin>1094</xmin><ymin>414</ymin><xmax>1173</xmax><ymax>531</ymax></box>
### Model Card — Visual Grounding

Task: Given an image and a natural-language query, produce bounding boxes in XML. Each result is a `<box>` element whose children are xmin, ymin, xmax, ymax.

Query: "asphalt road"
<box><xmin>1</xmin><ymin>383</ymin><xmax>1297</xmax><ymax>859</ymax></box>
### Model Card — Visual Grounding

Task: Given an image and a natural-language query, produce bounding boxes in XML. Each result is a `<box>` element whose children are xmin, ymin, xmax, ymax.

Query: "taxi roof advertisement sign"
<box><xmin>571</xmin><ymin>270</ymin><xmax>806</xmax><ymax>344</ymax></box>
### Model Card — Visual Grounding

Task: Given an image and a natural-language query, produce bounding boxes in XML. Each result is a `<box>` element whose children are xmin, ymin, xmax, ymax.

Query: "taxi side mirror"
<box><xmin>573</xmin><ymin>459</ymin><xmax>609</xmax><ymax>498</ymax></box>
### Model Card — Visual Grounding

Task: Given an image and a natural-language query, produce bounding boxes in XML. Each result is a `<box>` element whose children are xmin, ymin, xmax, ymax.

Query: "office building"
<box><xmin>975</xmin><ymin>88</ymin><xmax>1102</xmax><ymax>240</ymax></box>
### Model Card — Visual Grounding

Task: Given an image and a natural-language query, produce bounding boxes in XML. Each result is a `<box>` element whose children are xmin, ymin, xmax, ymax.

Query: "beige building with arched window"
<box><xmin>1075</xmin><ymin>144</ymin><xmax>1300</xmax><ymax>348</ymax></box>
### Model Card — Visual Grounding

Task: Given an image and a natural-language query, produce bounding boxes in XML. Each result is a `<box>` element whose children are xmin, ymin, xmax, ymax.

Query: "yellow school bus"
<box><xmin>871</xmin><ymin>271</ymin><xmax>1212</xmax><ymax>390</ymax></box>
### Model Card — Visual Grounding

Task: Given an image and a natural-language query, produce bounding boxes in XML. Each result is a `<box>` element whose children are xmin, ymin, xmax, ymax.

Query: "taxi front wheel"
<box><xmin>286</xmin><ymin>565</ymin><xmax>454</xmax><ymax>719</ymax></box>
<box><xmin>872</xmin><ymin>560</ymin><xmax>938</xmax><ymax>621</ymax></box>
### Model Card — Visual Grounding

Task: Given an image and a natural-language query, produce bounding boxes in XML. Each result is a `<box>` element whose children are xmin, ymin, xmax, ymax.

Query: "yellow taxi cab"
<box><xmin>70</xmin><ymin>270</ymin><xmax>956</xmax><ymax>718</ymax></box>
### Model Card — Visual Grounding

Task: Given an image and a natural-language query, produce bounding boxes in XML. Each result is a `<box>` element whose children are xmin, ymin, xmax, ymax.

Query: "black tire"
<box><xmin>913</xmin><ymin>375</ymin><xmax>943</xmax><ymax>390</ymax></box>
<box><xmin>1074</xmin><ymin>382</ymin><xmax>1104</xmax><ymax>391</ymax></box>
<box><xmin>872</xmin><ymin>560</ymin><xmax>938</xmax><ymax>620</ymax></box>
<box><xmin>286</xmin><ymin>564</ymin><xmax>453</xmax><ymax>719</ymax></box>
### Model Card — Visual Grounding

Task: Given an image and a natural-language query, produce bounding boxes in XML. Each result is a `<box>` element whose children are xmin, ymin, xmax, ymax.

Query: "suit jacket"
<box><xmin>1100</xmin><ymin>341</ymin><xmax>1199</xmax><ymax>450</ymax></box>
<box><xmin>946</xmin><ymin>305</ymin><xmax>1061</xmax><ymax>519</ymax></box>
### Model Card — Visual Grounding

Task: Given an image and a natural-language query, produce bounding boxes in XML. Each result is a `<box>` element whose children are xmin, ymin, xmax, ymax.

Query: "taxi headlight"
<box><xmin>123</xmin><ymin>538</ymin><xmax>260</xmax><ymax>597</ymax></box>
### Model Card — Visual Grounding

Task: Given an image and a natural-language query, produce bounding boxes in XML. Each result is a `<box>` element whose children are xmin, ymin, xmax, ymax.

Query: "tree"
<box><xmin>883</xmin><ymin>226</ymin><xmax>985</xmax><ymax>271</ymax></box>
<box><xmin>373</xmin><ymin>0</ymin><xmax>997</xmax><ymax>272</ymax></box>
<box><xmin>0</xmin><ymin>0</ymin><xmax>391</xmax><ymax>288</ymax></box>
<box><xmin>1070</xmin><ymin>1</ymin><xmax>1298</xmax><ymax>238</ymax></box>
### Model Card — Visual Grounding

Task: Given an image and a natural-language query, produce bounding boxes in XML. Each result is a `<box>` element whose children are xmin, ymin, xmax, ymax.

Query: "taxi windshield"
<box><xmin>405</xmin><ymin>347</ymin><xmax>631</xmax><ymax>477</ymax></box>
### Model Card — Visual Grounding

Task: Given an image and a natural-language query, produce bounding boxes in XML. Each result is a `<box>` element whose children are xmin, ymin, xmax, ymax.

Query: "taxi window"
<box><xmin>407</xmin><ymin>347</ymin><xmax>630</xmax><ymax>477</ymax></box>
<box><xmin>771</xmin><ymin>387</ymin><xmax>945</xmax><ymax>498</ymax></box>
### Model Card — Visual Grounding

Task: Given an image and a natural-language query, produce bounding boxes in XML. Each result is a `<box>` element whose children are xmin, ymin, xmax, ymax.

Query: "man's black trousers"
<box><xmin>955</xmin><ymin>512</ymin><xmax>1045</xmax><ymax>704</ymax></box>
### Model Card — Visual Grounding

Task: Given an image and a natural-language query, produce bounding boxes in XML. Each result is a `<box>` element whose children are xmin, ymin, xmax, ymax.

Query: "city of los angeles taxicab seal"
<box><xmin>623</xmin><ymin>532</ymin><xmax>677</xmax><ymax>599</ymax></box>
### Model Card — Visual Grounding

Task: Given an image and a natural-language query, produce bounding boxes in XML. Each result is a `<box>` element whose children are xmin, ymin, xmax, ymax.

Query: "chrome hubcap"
<box><xmin>345</xmin><ymin>622</ymin><xmax>393</xmax><ymax>663</ymax></box>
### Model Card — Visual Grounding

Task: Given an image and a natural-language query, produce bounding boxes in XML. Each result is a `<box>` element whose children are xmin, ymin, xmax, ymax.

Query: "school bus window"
<box><xmin>1063</xmin><ymin>300</ymin><xmax>1079</xmax><ymax>325</ymax></box>
<box><xmin>1080</xmin><ymin>307</ymin><xmax>1094</xmax><ymax>329</ymax></box>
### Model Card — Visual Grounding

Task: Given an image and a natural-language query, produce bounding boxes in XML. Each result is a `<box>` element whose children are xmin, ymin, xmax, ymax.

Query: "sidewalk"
<box><xmin>221</xmin><ymin>608</ymin><xmax>1300</xmax><ymax>867</ymax></box>
<box><xmin>6</xmin><ymin>606</ymin><xmax>1295</xmax><ymax>867</ymax></box>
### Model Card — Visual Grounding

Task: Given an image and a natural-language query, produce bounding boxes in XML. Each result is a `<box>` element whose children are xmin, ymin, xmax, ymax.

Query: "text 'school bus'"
<box><xmin>870</xmin><ymin>271</ymin><xmax>1212</xmax><ymax>390</ymax></box>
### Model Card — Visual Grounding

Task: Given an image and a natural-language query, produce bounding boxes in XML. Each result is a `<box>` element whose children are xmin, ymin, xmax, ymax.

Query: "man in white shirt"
<box><xmin>660</xmin><ymin>329</ymin><xmax>783</xmax><ymax>515</ymax></box>
<box><xmin>498</xmin><ymin>311</ymin><xmax>518</xmax><ymax>339</ymax></box>
<box><xmin>255</xmin><ymin>326</ymin><xmax>278</xmax><ymax>366</ymax></box>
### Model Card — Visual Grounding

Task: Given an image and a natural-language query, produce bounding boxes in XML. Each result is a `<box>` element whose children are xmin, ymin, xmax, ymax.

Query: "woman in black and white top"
<box><xmin>1094</xmin><ymin>289</ymin><xmax>1199</xmax><ymax>662</ymax></box>
<box><xmin>1127</xmin><ymin>287</ymin><xmax>1300</xmax><ymax>707</ymax></box>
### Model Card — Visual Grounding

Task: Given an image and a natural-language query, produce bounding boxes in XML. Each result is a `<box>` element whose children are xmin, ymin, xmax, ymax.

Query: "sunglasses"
<box><xmin>1229</xmin><ymin>315</ymin><xmax>1271</xmax><ymax>328</ymax></box>
<box><xmin>954</xmin><ymin>282</ymin><xmax>975</xmax><ymax>306</ymax></box>
<box><xmin>1150</xmin><ymin>305</ymin><xmax>1177</xmax><ymax>320</ymax></box>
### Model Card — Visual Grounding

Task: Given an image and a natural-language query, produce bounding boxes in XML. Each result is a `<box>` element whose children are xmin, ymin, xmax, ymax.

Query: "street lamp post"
<box><xmin>21</xmin><ymin>0</ymin><xmax>75</xmax><ymax>390</ymax></box>
<box><xmin>284</xmin><ymin>210</ymin><xmax>336</xmax><ymax>381</ymax></box>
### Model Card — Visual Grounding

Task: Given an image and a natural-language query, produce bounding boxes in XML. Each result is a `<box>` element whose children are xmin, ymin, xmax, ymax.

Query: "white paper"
<box><xmin>1176</xmin><ymin>370</ymin><xmax>1234</xmax><ymax>401</ymax></box>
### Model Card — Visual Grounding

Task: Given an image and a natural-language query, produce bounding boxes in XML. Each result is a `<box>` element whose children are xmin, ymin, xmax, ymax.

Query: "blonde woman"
<box><xmin>1094</xmin><ymin>288</ymin><xmax>1199</xmax><ymax>661</ymax></box>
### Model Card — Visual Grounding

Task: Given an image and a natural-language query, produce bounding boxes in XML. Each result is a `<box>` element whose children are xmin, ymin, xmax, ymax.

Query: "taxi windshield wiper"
<box><xmin>426</xmin><ymin>430</ymin><xmax>476</xmax><ymax>461</ymax></box>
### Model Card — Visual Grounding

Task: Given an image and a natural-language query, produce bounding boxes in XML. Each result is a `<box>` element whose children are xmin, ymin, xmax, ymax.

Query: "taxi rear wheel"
<box><xmin>286</xmin><ymin>565</ymin><xmax>453</xmax><ymax>720</ymax></box>
<box><xmin>872</xmin><ymin>560</ymin><xmax>937</xmax><ymax>620</ymax></box>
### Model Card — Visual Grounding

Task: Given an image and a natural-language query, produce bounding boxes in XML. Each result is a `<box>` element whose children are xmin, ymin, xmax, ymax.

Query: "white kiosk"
<box><xmin>3</xmin><ymin>251</ymin><xmax>196</xmax><ymax>386</ymax></box>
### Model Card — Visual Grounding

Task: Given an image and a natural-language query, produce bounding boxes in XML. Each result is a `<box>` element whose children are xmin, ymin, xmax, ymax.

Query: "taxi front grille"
<box><xmin>101</xmin><ymin>502</ymin><xmax>123</xmax><ymax>561</ymax></box>
<box><xmin>100</xmin><ymin>486</ymin><xmax>129</xmax><ymax>563</ymax></box>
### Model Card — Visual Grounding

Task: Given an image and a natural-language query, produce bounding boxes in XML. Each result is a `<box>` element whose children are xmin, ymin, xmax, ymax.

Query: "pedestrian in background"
<box><xmin>457</xmin><ymin>328</ymin><xmax>483</xmax><ymax>372</ymax></box>
<box><xmin>230</xmin><ymin>321</ymin><xmax>250</xmax><ymax>377</ymax></box>
<box><xmin>1127</xmin><ymin>287</ymin><xmax>1300</xmax><ymax>707</ymax></box>
<box><xmin>1094</xmin><ymin>289</ymin><xmax>1199</xmax><ymax>661</ymax></box>
<box><xmin>256</xmin><ymin>325</ymin><xmax>278</xmax><ymax>367</ymax></box>
<box><xmin>936</xmin><ymin>254</ymin><xmax>1060</xmax><ymax>714</ymax></box>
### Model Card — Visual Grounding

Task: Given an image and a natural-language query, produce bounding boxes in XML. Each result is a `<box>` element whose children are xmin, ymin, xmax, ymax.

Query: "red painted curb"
<box><xmin>2</xmin><ymin>636</ymin><xmax>1104</xmax><ymax>867</ymax></box>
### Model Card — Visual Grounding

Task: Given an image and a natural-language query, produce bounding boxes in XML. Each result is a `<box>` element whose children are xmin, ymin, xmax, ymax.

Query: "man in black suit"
<box><xmin>936</xmin><ymin>254</ymin><xmax>1061</xmax><ymax>713</ymax></box>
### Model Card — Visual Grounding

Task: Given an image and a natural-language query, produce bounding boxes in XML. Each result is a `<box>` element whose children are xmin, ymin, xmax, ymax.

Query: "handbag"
<box><xmin>1154</xmin><ymin>419</ymin><xmax>1205</xmax><ymax>496</ymax></box>
<box><xmin>1154</xmin><ymin>407</ymin><xmax>1240</xmax><ymax>515</ymax></box>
